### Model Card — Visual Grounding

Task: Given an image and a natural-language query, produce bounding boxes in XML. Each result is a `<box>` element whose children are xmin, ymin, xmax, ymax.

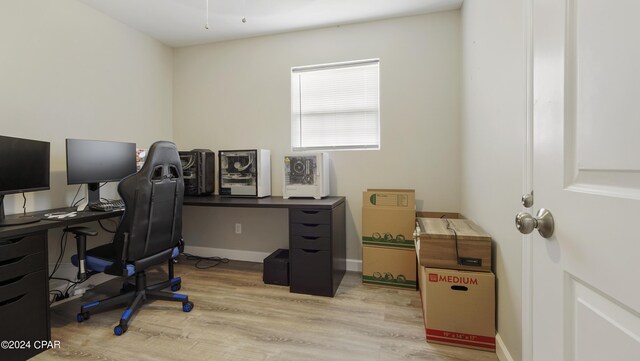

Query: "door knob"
<box><xmin>515</xmin><ymin>208</ymin><xmax>554</xmax><ymax>238</ymax></box>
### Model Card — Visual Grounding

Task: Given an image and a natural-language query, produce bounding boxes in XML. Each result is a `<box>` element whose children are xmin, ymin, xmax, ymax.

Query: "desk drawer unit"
<box><xmin>289</xmin><ymin>203</ymin><xmax>346</xmax><ymax>297</ymax></box>
<box><xmin>0</xmin><ymin>231</ymin><xmax>50</xmax><ymax>361</ymax></box>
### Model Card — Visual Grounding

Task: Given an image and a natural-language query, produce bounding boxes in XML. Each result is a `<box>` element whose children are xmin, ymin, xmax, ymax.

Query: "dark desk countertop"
<box><xmin>0</xmin><ymin>207</ymin><xmax>123</xmax><ymax>239</ymax></box>
<box><xmin>1</xmin><ymin>195</ymin><xmax>346</xmax><ymax>239</ymax></box>
<box><xmin>183</xmin><ymin>195</ymin><xmax>345</xmax><ymax>210</ymax></box>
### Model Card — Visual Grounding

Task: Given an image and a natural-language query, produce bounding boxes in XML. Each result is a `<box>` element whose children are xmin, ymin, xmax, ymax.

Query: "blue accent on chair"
<box><xmin>83</xmin><ymin>301</ymin><xmax>100</xmax><ymax>309</ymax></box>
<box><xmin>172</xmin><ymin>294</ymin><xmax>187</xmax><ymax>299</ymax></box>
<box><xmin>71</xmin><ymin>254</ymin><xmax>136</xmax><ymax>277</ymax></box>
<box><xmin>122</xmin><ymin>309</ymin><xmax>132</xmax><ymax>320</ymax></box>
<box><xmin>171</xmin><ymin>277</ymin><xmax>181</xmax><ymax>283</ymax></box>
<box><xmin>71</xmin><ymin>246</ymin><xmax>180</xmax><ymax>277</ymax></box>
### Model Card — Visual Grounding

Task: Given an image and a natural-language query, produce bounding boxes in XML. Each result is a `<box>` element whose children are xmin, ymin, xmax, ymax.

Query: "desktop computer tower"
<box><xmin>179</xmin><ymin>149</ymin><xmax>215</xmax><ymax>196</ymax></box>
<box><xmin>219</xmin><ymin>149</ymin><xmax>271</xmax><ymax>197</ymax></box>
<box><xmin>283</xmin><ymin>153</ymin><xmax>330</xmax><ymax>199</ymax></box>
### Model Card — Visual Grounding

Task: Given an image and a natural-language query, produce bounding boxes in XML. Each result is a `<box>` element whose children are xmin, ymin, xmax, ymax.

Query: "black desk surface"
<box><xmin>183</xmin><ymin>195</ymin><xmax>345</xmax><ymax>210</ymax></box>
<box><xmin>0</xmin><ymin>207</ymin><xmax>123</xmax><ymax>239</ymax></box>
<box><xmin>0</xmin><ymin>196</ymin><xmax>345</xmax><ymax>238</ymax></box>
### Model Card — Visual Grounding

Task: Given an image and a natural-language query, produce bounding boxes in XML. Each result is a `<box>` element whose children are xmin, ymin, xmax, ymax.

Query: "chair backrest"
<box><xmin>113</xmin><ymin>141</ymin><xmax>184</xmax><ymax>262</ymax></box>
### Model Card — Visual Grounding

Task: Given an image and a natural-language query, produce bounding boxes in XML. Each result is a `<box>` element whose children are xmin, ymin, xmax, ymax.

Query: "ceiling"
<box><xmin>78</xmin><ymin>0</ymin><xmax>463</xmax><ymax>47</ymax></box>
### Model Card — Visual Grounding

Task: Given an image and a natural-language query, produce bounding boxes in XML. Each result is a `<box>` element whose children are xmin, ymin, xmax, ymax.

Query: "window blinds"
<box><xmin>291</xmin><ymin>59</ymin><xmax>380</xmax><ymax>151</ymax></box>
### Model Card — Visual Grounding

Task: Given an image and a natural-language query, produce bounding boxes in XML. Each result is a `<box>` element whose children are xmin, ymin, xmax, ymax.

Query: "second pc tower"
<box><xmin>218</xmin><ymin>149</ymin><xmax>271</xmax><ymax>197</ymax></box>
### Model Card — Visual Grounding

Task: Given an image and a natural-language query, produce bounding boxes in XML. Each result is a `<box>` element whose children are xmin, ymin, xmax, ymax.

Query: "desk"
<box><xmin>0</xmin><ymin>196</ymin><xmax>346</xmax><ymax>359</ymax></box>
<box><xmin>184</xmin><ymin>195</ymin><xmax>347</xmax><ymax>297</ymax></box>
<box><xmin>0</xmin><ymin>208</ymin><xmax>122</xmax><ymax>361</ymax></box>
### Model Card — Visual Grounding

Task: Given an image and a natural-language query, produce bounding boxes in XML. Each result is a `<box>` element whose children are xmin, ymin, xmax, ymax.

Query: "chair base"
<box><xmin>76</xmin><ymin>271</ymin><xmax>192</xmax><ymax>335</ymax></box>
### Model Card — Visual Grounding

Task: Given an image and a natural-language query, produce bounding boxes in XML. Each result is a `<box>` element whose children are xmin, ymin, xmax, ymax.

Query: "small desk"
<box><xmin>184</xmin><ymin>196</ymin><xmax>347</xmax><ymax>297</ymax></box>
<box><xmin>0</xmin><ymin>208</ymin><xmax>122</xmax><ymax>361</ymax></box>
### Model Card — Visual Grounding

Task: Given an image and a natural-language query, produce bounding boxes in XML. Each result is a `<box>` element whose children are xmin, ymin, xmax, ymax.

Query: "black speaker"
<box><xmin>179</xmin><ymin>149</ymin><xmax>215</xmax><ymax>196</ymax></box>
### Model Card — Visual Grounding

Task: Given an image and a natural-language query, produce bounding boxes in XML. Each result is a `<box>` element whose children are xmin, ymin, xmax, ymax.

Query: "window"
<box><xmin>291</xmin><ymin>59</ymin><xmax>380</xmax><ymax>151</ymax></box>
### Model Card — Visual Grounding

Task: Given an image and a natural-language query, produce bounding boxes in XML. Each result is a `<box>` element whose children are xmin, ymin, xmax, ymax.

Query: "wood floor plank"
<box><xmin>33</xmin><ymin>258</ymin><xmax>498</xmax><ymax>361</ymax></box>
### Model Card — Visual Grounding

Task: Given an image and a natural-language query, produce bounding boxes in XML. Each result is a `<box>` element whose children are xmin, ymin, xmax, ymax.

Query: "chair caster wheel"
<box><xmin>114</xmin><ymin>324</ymin><xmax>128</xmax><ymax>336</ymax></box>
<box><xmin>171</xmin><ymin>284</ymin><xmax>181</xmax><ymax>292</ymax></box>
<box><xmin>182</xmin><ymin>301</ymin><xmax>194</xmax><ymax>312</ymax></box>
<box><xmin>76</xmin><ymin>312</ymin><xmax>90</xmax><ymax>323</ymax></box>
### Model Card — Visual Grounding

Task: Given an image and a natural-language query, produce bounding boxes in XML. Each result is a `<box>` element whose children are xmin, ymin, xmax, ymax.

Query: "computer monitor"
<box><xmin>66</xmin><ymin>139</ymin><xmax>137</xmax><ymax>206</ymax></box>
<box><xmin>0</xmin><ymin>135</ymin><xmax>50</xmax><ymax>226</ymax></box>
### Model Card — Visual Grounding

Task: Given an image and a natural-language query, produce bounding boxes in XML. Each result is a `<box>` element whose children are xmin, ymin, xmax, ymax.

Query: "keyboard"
<box><xmin>89</xmin><ymin>199</ymin><xmax>125</xmax><ymax>212</ymax></box>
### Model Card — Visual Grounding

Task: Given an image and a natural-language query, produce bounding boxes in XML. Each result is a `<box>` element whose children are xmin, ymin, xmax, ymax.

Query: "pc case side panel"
<box><xmin>321</xmin><ymin>152</ymin><xmax>330</xmax><ymax>197</ymax></box>
<box><xmin>219</xmin><ymin>149</ymin><xmax>271</xmax><ymax>197</ymax></box>
<box><xmin>257</xmin><ymin>149</ymin><xmax>271</xmax><ymax>198</ymax></box>
<box><xmin>220</xmin><ymin>150</ymin><xmax>254</xmax><ymax>196</ymax></box>
<box><xmin>181</xmin><ymin>149</ymin><xmax>215</xmax><ymax>196</ymax></box>
<box><xmin>198</xmin><ymin>150</ymin><xmax>215</xmax><ymax>195</ymax></box>
<box><xmin>218</xmin><ymin>151</ymin><xmax>227</xmax><ymax>195</ymax></box>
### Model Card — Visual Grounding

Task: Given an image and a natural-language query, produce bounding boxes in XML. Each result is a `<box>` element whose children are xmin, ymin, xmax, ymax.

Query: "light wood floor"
<box><xmin>35</xmin><ymin>258</ymin><xmax>498</xmax><ymax>361</ymax></box>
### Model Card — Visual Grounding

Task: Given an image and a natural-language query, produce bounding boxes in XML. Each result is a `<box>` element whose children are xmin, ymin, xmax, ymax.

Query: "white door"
<box><xmin>528</xmin><ymin>0</ymin><xmax>640</xmax><ymax>360</ymax></box>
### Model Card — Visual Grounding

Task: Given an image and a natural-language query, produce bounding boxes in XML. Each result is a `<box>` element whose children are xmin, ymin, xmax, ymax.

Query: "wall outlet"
<box><xmin>235</xmin><ymin>223</ymin><xmax>242</xmax><ymax>234</ymax></box>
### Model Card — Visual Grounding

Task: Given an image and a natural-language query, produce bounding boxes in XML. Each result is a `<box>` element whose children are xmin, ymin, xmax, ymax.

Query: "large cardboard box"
<box><xmin>362</xmin><ymin>189</ymin><xmax>416</xmax><ymax>249</ymax></box>
<box><xmin>416</xmin><ymin>217</ymin><xmax>492</xmax><ymax>272</ymax></box>
<box><xmin>362</xmin><ymin>246</ymin><xmax>417</xmax><ymax>290</ymax></box>
<box><xmin>423</xmin><ymin>267</ymin><xmax>495</xmax><ymax>351</ymax></box>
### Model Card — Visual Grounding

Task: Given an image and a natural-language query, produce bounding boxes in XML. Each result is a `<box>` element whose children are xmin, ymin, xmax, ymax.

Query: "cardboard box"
<box><xmin>416</xmin><ymin>217</ymin><xmax>492</xmax><ymax>272</ymax></box>
<box><xmin>362</xmin><ymin>245</ymin><xmax>416</xmax><ymax>290</ymax></box>
<box><xmin>423</xmin><ymin>267</ymin><xmax>495</xmax><ymax>351</ymax></box>
<box><xmin>362</xmin><ymin>189</ymin><xmax>416</xmax><ymax>249</ymax></box>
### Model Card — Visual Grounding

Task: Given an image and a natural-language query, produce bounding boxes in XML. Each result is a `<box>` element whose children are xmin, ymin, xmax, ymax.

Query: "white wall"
<box><xmin>0</xmin><ymin>0</ymin><xmax>173</xmax><ymax>279</ymax></box>
<box><xmin>173</xmin><ymin>11</ymin><xmax>461</xmax><ymax>265</ymax></box>
<box><xmin>461</xmin><ymin>1</ymin><xmax>524</xmax><ymax>359</ymax></box>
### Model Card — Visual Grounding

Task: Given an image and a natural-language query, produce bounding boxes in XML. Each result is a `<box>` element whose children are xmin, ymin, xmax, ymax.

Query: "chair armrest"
<box><xmin>67</xmin><ymin>227</ymin><xmax>97</xmax><ymax>281</ymax></box>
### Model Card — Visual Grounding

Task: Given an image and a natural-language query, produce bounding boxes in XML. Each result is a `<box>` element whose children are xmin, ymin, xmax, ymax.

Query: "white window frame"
<box><xmin>291</xmin><ymin>59</ymin><xmax>380</xmax><ymax>151</ymax></box>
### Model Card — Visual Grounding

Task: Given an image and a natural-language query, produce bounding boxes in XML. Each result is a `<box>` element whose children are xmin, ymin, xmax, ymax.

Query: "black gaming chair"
<box><xmin>68</xmin><ymin>141</ymin><xmax>193</xmax><ymax>336</ymax></box>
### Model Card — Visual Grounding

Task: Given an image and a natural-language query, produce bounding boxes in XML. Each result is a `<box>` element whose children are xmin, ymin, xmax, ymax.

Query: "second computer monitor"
<box><xmin>66</xmin><ymin>138</ymin><xmax>137</xmax><ymax>204</ymax></box>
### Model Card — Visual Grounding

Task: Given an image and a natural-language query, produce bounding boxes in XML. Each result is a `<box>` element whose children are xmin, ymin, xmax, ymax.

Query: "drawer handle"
<box><xmin>0</xmin><ymin>237</ymin><xmax>23</xmax><ymax>246</ymax></box>
<box><xmin>302</xmin><ymin>210</ymin><xmax>319</xmax><ymax>214</ymax></box>
<box><xmin>0</xmin><ymin>294</ymin><xmax>25</xmax><ymax>308</ymax></box>
<box><xmin>0</xmin><ymin>255</ymin><xmax>25</xmax><ymax>267</ymax></box>
<box><xmin>302</xmin><ymin>224</ymin><xmax>319</xmax><ymax>227</ymax></box>
<box><xmin>301</xmin><ymin>249</ymin><xmax>320</xmax><ymax>254</ymax></box>
<box><xmin>0</xmin><ymin>275</ymin><xmax>24</xmax><ymax>287</ymax></box>
<box><xmin>301</xmin><ymin>236</ymin><xmax>319</xmax><ymax>240</ymax></box>
<box><xmin>0</xmin><ymin>240</ymin><xmax>15</xmax><ymax>247</ymax></box>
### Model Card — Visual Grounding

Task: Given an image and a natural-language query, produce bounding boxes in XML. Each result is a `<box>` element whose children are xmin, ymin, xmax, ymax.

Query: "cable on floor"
<box><xmin>181</xmin><ymin>253</ymin><xmax>229</xmax><ymax>269</ymax></box>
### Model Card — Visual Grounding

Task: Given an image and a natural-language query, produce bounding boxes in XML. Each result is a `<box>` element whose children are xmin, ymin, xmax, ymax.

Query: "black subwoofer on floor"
<box><xmin>263</xmin><ymin>249</ymin><xmax>290</xmax><ymax>286</ymax></box>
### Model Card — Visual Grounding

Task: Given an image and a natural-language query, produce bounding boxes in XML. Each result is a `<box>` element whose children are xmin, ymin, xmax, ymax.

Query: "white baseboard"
<box><xmin>184</xmin><ymin>245</ymin><xmax>362</xmax><ymax>272</ymax></box>
<box><xmin>184</xmin><ymin>245</ymin><xmax>271</xmax><ymax>263</ymax></box>
<box><xmin>496</xmin><ymin>333</ymin><xmax>515</xmax><ymax>361</ymax></box>
<box><xmin>347</xmin><ymin>259</ymin><xmax>362</xmax><ymax>272</ymax></box>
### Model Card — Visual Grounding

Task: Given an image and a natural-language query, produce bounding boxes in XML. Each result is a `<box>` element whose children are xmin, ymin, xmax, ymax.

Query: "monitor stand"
<box><xmin>76</xmin><ymin>183</ymin><xmax>101</xmax><ymax>211</ymax></box>
<box><xmin>0</xmin><ymin>195</ymin><xmax>40</xmax><ymax>227</ymax></box>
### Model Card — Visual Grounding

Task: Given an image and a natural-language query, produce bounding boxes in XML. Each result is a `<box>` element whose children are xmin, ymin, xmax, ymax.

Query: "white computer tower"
<box><xmin>283</xmin><ymin>153</ymin><xmax>330</xmax><ymax>199</ymax></box>
<box><xmin>219</xmin><ymin>149</ymin><xmax>271</xmax><ymax>197</ymax></box>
